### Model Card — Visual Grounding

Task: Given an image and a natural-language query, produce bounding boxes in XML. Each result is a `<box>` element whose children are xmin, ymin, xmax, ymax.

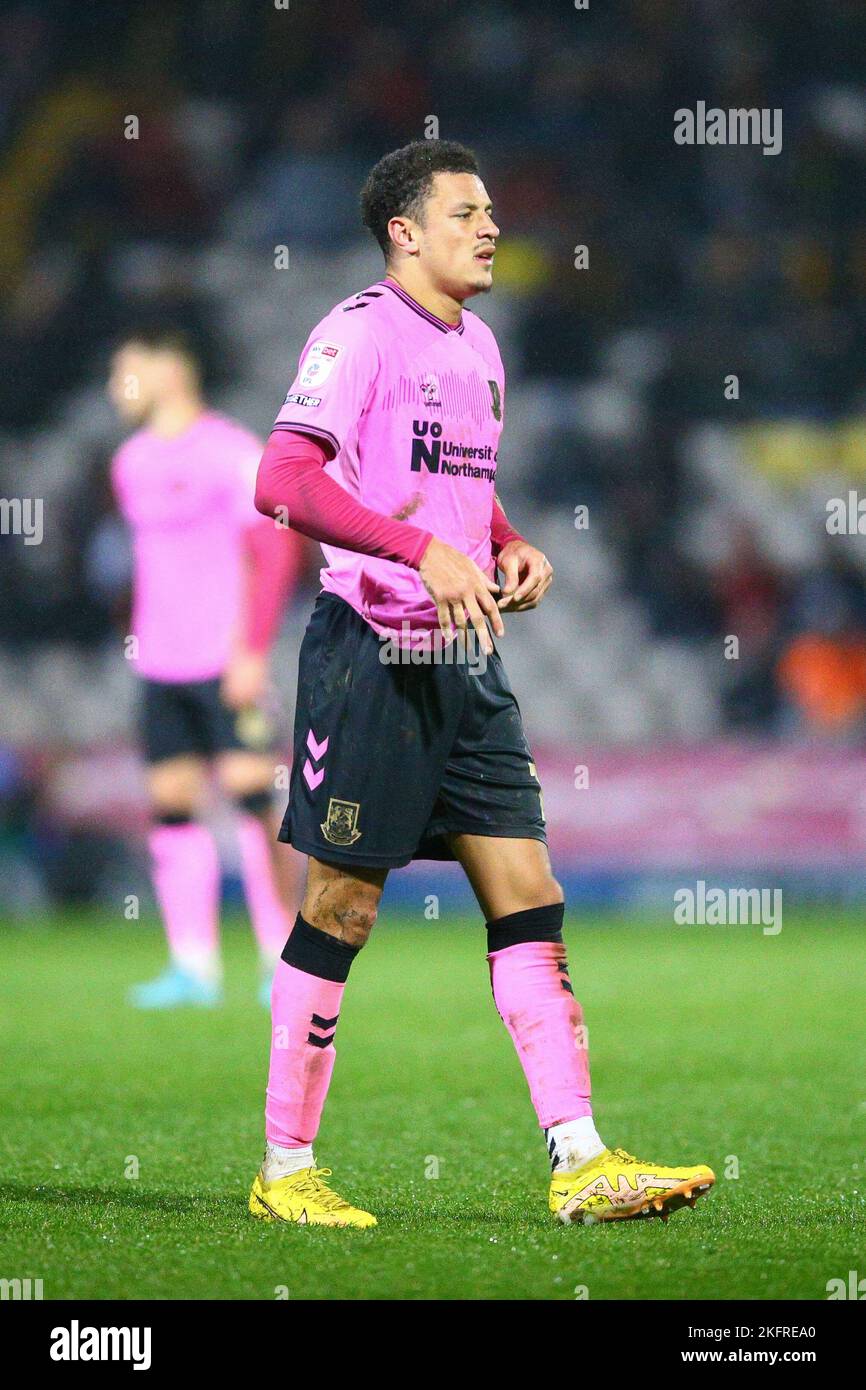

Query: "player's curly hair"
<box><xmin>360</xmin><ymin>139</ymin><xmax>481</xmax><ymax>259</ymax></box>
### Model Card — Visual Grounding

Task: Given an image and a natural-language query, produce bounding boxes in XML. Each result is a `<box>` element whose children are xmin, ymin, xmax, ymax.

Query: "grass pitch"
<box><xmin>0</xmin><ymin>909</ymin><xmax>863</xmax><ymax>1300</ymax></box>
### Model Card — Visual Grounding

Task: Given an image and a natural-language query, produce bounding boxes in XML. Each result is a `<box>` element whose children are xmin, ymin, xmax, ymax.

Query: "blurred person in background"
<box><xmin>777</xmin><ymin>549</ymin><xmax>866</xmax><ymax>739</ymax></box>
<box><xmin>107</xmin><ymin>326</ymin><xmax>304</xmax><ymax>1007</ymax></box>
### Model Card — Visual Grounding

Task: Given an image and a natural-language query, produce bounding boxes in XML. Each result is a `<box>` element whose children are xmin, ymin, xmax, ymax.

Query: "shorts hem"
<box><xmin>277</xmin><ymin>829</ymin><xmax>417</xmax><ymax>869</ymax></box>
<box><xmin>423</xmin><ymin>822</ymin><xmax>548</xmax><ymax>846</ymax></box>
<box><xmin>278</xmin><ymin>823</ymin><xmax>547</xmax><ymax>868</ymax></box>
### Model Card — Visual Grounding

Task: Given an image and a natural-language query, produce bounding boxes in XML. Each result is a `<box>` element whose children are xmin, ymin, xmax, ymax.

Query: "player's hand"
<box><xmin>495</xmin><ymin>540</ymin><xmax>553</xmax><ymax>612</ymax></box>
<box><xmin>221</xmin><ymin>649</ymin><xmax>268</xmax><ymax>710</ymax></box>
<box><xmin>418</xmin><ymin>537</ymin><xmax>504</xmax><ymax>654</ymax></box>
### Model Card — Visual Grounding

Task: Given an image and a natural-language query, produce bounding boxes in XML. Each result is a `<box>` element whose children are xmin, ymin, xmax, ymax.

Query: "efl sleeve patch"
<box><xmin>274</xmin><ymin>313</ymin><xmax>380</xmax><ymax>452</ymax></box>
<box><xmin>297</xmin><ymin>340</ymin><xmax>344</xmax><ymax>389</ymax></box>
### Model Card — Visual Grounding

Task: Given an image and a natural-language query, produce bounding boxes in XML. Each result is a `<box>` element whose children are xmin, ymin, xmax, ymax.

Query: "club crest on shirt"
<box><xmin>298</xmin><ymin>340</ymin><xmax>343</xmax><ymax>389</ymax></box>
<box><xmin>419</xmin><ymin>372</ymin><xmax>441</xmax><ymax>406</ymax></box>
<box><xmin>320</xmin><ymin>797</ymin><xmax>362</xmax><ymax>845</ymax></box>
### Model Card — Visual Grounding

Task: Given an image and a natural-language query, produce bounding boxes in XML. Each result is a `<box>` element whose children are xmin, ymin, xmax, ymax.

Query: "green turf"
<box><xmin>0</xmin><ymin>908</ymin><xmax>863</xmax><ymax>1300</ymax></box>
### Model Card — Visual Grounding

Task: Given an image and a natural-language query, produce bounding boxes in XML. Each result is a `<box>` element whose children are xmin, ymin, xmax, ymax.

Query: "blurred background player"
<box><xmin>108</xmin><ymin>327</ymin><xmax>304</xmax><ymax>1007</ymax></box>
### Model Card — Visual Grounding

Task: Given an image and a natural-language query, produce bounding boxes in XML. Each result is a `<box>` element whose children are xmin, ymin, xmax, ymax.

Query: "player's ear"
<box><xmin>388</xmin><ymin>216</ymin><xmax>419</xmax><ymax>257</ymax></box>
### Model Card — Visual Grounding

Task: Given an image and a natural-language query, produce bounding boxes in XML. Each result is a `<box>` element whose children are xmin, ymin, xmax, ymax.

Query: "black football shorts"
<box><xmin>277</xmin><ymin>590</ymin><xmax>547</xmax><ymax>868</ymax></box>
<box><xmin>140</xmin><ymin>676</ymin><xmax>273</xmax><ymax>764</ymax></box>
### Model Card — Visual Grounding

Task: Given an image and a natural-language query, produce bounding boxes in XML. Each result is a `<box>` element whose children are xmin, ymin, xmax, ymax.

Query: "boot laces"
<box><xmin>290</xmin><ymin>1167</ymin><xmax>351</xmax><ymax>1211</ymax></box>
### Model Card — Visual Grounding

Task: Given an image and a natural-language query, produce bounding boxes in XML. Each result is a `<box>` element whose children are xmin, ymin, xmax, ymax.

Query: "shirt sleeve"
<box><xmin>272</xmin><ymin>308</ymin><xmax>380</xmax><ymax>460</ymax></box>
<box><xmin>491</xmin><ymin>492</ymin><xmax>525</xmax><ymax>558</ymax></box>
<box><xmin>213</xmin><ymin>421</ymin><xmax>264</xmax><ymax>529</ymax></box>
<box><xmin>255</xmin><ymin>429</ymin><xmax>433</xmax><ymax>569</ymax></box>
<box><xmin>242</xmin><ymin>518</ymin><xmax>305</xmax><ymax>654</ymax></box>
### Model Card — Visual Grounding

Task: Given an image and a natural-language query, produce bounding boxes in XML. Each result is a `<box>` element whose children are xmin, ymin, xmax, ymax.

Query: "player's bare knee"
<box><xmin>302</xmin><ymin>857</ymin><xmax>385</xmax><ymax>947</ymax></box>
<box><xmin>510</xmin><ymin>876</ymin><xmax>564</xmax><ymax>916</ymax></box>
<box><xmin>514</xmin><ymin>871</ymin><xmax>563</xmax><ymax>913</ymax></box>
<box><xmin>215</xmin><ymin>752</ymin><xmax>273</xmax><ymax>800</ymax></box>
<box><xmin>333</xmin><ymin>898</ymin><xmax>378</xmax><ymax>948</ymax></box>
<box><xmin>148</xmin><ymin>757</ymin><xmax>203</xmax><ymax>817</ymax></box>
<box><xmin>305</xmin><ymin>899</ymin><xmax>378</xmax><ymax>948</ymax></box>
<box><xmin>302</xmin><ymin>882</ymin><xmax>380</xmax><ymax>948</ymax></box>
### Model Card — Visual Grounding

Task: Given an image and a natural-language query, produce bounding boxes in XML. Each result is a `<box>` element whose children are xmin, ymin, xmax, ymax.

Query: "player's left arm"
<box><xmin>223</xmin><ymin>517</ymin><xmax>305</xmax><ymax>709</ymax></box>
<box><xmin>222</xmin><ymin>442</ymin><xmax>306</xmax><ymax>710</ymax></box>
<box><xmin>491</xmin><ymin>492</ymin><xmax>553</xmax><ymax>612</ymax></box>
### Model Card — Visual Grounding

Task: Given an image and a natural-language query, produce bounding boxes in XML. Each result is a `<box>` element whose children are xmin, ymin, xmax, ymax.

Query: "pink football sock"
<box><xmin>236</xmin><ymin>813</ymin><xmax>291</xmax><ymax>962</ymax></box>
<box><xmin>265</xmin><ymin>914</ymin><xmax>358</xmax><ymax>1147</ymax></box>
<box><xmin>148</xmin><ymin>821</ymin><xmax>221</xmax><ymax>976</ymax></box>
<box><xmin>487</xmin><ymin>907</ymin><xmax>592</xmax><ymax>1130</ymax></box>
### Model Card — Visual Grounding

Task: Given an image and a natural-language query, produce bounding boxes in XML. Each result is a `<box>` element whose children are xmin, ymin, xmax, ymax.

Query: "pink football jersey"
<box><xmin>273</xmin><ymin>277</ymin><xmax>505</xmax><ymax>646</ymax></box>
<box><xmin>111</xmin><ymin>411</ymin><xmax>263</xmax><ymax>681</ymax></box>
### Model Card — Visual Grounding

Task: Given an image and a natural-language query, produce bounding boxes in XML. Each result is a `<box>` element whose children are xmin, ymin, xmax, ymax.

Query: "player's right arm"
<box><xmin>256</xmin><ymin>311</ymin><xmax>502</xmax><ymax>651</ymax></box>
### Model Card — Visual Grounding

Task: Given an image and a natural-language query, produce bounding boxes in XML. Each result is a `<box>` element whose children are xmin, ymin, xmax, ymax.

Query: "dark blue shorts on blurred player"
<box><xmin>278</xmin><ymin>590</ymin><xmax>547</xmax><ymax>868</ymax></box>
<box><xmin>140</xmin><ymin>677</ymin><xmax>272</xmax><ymax>764</ymax></box>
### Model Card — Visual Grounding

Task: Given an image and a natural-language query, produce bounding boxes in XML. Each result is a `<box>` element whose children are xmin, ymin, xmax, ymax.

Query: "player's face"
<box><xmin>108</xmin><ymin>345</ymin><xmax>187</xmax><ymax>425</ymax></box>
<box><xmin>416</xmin><ymin>172</ymin><xmax>499</xmax><ymax>299</ymax></box>
<box><xmin>108</xmin><ymin>345</ymin><xmax>161</xmax><ymax>425</ymax></box>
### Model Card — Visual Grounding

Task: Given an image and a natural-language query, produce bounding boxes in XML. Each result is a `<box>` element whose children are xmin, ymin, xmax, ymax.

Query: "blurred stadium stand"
<box><xmin>1</xmin><ymin>0</ymin><xmax>866</xmax><ymax>909</ymax></box>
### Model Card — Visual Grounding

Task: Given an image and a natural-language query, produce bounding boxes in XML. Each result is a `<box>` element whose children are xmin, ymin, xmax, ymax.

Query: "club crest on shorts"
<box><xmin>320</xmin><ymin>797</ymin><xmax>362</xmax><ymax>846</ymax></box>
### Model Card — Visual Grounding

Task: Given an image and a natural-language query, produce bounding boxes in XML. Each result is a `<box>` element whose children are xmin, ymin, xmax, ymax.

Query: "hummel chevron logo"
<box><xmin>307</xmin><ymin>1007</ymin><xmax>338</xmax><ymax>1047</ymax></box>
<box><xmin>311</xmin><ymin>1013</ymin><xmax>339</xmax><ymax>1030</ymax></box>
<box><xmin>303</xmin><ymin>727</ymin><xmax>329</xmax><ymax>791</ymax></box>
<box><xmin>306</xmin><ymin>729</ymin><xmax>329</xmax><ymax>760</ymax></box>
<box><xmin>303</xmin><ymin>762</ymin><xmax>324</xmax><ymax>790</ymax></box>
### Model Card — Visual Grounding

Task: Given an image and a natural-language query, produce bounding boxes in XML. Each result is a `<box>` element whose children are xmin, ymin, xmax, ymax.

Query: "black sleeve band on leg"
<box><xmin>486</xmin><ymin>901</ymin><xmax>565</xmax><ymax>951</ymax></box>
<box><xmin>153</xmin><ymin>811</ymin><xmax>194</xmax><ymax>827</ymax></box>
<box><xmin>281</xmin><ymin>912</ymin><xmax>360</xmax><ymax>982</ymax></box>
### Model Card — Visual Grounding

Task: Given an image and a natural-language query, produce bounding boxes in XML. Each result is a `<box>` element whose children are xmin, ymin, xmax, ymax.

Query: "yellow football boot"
<box><xmin>549</xmin><ymin>1147</ymin><xmax>715</xmax><ymax>1224</ymax></box>
<box><xmin>249</xmin><ymin>1166</ymin><xmax>377</xmax><ymax>1229</ymax></box>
